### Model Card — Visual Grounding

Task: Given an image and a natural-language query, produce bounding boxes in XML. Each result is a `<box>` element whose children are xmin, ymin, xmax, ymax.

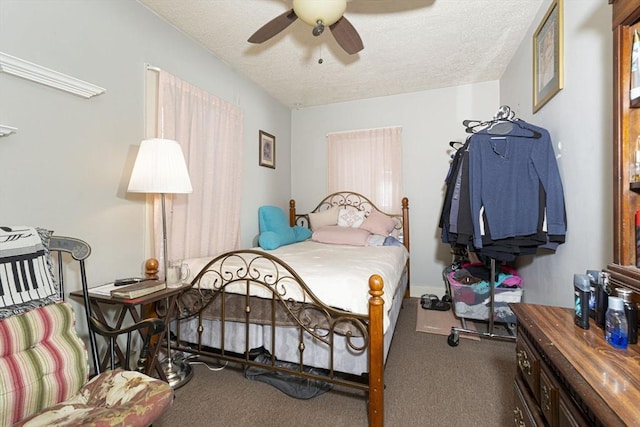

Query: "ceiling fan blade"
<box><xmin>248</xmin><ymin>9</ymin><xmax>298</xmax><ymax>44</ymax></box>
<box><xmin>329</xmin><ymin>16</ymin><xmax>364</xmax><ymax>55</ymax></box>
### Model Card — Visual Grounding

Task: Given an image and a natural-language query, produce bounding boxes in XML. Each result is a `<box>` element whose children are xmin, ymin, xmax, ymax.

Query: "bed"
<box><xmin>164</xmin><ymin>192</ymin><xmax>410</xmax><ymax>426</ymax></box>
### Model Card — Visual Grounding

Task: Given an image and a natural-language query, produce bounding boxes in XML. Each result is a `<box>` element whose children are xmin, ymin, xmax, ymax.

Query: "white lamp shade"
<box><xmin>128</xmin><ymin>138</ymin><xmax>193</xmax><ymax>194</ymax></box>
<box><xmin>293</xmin><ymin>0</ymin><xmax>347</xmax><ymax>26</ymax></box>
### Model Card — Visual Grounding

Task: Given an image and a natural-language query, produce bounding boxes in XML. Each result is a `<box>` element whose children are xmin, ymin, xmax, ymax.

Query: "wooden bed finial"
<box><xmin>145</xmin><ymin>258</ymin><xmax>159</xmax><ymax>279</ymax></box>
<box><xmin>368</xmin><ymin>274</ymin><xmax>384</xmax><ymax>297</ymax></box>
<box><xmin>289</xmin><ymin>199</ymin><xmax>297</xmax><ymax>227</ymax></box>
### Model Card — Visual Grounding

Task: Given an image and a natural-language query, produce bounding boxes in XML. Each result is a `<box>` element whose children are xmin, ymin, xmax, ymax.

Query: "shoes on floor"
<box><xmin>420</xmin><ymin>293</ymin><xmax>451</xmax><ymax>311</ymax></box>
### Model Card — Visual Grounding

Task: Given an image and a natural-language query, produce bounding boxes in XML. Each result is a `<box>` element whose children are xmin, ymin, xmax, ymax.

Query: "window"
<box><xmin>327</xmin><ymin>126</ymin><xmax>403</xmax><ymax>212</ymax></box>
<box><xmin>146</xmin><ymin>69</ymin><xmax>244</xmax><ymax>268</ymax></box>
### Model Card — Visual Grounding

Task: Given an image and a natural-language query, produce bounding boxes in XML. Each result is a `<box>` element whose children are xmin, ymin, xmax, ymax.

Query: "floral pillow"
<box><xmin>337</xmin><ymin>208</ymin><xmax>366</xmax><ymax>228</ymax></box>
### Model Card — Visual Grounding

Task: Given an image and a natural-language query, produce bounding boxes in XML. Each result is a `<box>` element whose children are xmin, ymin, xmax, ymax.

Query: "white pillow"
<box><xmin>337</xmin><ymin>208</ymin><xmax>366</xmax><ymax>228</ymax></box>
<box><xmin>308</xmin><ymin>206</ymin><xmax>340</xmax><ymax>231</ymax></box>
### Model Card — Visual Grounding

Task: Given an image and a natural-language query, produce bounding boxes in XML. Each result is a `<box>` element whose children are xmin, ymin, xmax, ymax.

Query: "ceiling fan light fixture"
<box><xmin>292</xmin><ymin>0</ymin><xmax>347</xmax><ymax>27</ymax></box>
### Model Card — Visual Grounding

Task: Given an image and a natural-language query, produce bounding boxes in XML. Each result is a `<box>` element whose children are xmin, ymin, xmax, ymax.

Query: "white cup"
<box><xmin>166</xmin><ymin>260</ymin><xmax>190</xmax><ymax>288</ymax></box>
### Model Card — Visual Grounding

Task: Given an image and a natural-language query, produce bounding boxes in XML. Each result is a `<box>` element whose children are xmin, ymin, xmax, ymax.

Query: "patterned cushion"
<box><xmin>337</xmin><ymin>208</ymin><xmax>366</xmax><ymax>228</ymax></box>
<box><xmin>0</xmin><ymin>302</ymin><xmax>88</xmax><ymax>426</ymax></box>
<box><xmin>14</xmin><ymin>370</ymin><xmax>174</xmax><ymax>427</ymax></box>
<box><xmin>0</xmin><ymin>302</ymin><xmax>174</xmax><ymax>426</ymax></box>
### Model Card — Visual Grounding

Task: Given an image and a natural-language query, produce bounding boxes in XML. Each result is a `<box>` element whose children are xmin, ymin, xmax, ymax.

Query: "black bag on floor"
<box><xmin>244</xmin><ymin>352</ymin><xmax>333</xmax><ymax>399</ymax></box>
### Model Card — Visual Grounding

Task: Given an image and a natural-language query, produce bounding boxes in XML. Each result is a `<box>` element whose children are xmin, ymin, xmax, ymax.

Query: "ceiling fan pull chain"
<box><xmin>313</xmin><ymin>19</ymin><xmax>325</xmax><ymax>37</ymax></box>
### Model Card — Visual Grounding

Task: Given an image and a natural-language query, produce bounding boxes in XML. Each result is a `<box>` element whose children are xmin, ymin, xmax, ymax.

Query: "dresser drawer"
<box><xmin>540</xmin><ymin>366</ymin><xmax>559</xmax><ymax>425</ymax></box>
<box><xmin>538</xmin><ymin>364</ymin><xmax>588</xmax><ymax>427</ymax></box>
<box><xmin>516</xmin><ymin>331</ymin><xmax>540</xmax><ymax>403</ymax></box>
<box><xmin>514</xmin><ymin>376</ymin><xmax>544</xmax><ymax>427</ymax></box>
<box><xmin>558</xmin><ymin>391</ymin><xmax>589</xmax><ymax>427</ymax></box>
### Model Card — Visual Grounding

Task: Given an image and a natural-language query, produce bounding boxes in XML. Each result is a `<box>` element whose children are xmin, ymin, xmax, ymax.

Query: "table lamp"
<box><xmin>127</xmin><ymin>137</ymin><xmax>193</xmax><ymax>388</ymax></box>
<box><xmin>128</xmin><ymin>138</ymin><xmax>192</xmax><ymax>283</ymax></box>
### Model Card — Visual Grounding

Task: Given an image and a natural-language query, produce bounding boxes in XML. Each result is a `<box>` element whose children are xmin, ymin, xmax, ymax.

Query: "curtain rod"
<box><xmin>145</xmin><ymin>63</ymin><xmax>161</xmax><ymax>72</ymax></box>
<box><xmin>326</xmin><ymin>125</ymin><xmax>403</xmax><ymax>138</ymax></box>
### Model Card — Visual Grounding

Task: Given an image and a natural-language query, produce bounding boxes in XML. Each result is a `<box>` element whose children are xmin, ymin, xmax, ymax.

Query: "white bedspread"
<box><xmin>183</xmin><ymin>240</ymin><xmax>409</xmax><ymax>333</ymax></box>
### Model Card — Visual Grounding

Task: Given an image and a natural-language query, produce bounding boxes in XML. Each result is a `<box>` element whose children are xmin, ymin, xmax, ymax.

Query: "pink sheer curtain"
<box><xmin>153</xmin><ymin>70</ymin><xmax>244</xmax><ymax>267</ymax></box>
<box><xmin>327</xmin><ymin>126</ymin><xmax>403</xmax><ymax>212</ymax></box>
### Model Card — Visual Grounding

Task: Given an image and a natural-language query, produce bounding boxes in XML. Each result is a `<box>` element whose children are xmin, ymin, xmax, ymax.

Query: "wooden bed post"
<box><xmin>289</xmin><ymin>199</ymin><xmax>296</xmax><ymax>227</ymax></box>
<box><xmin>401</xmin><ymin>197</ymin><xmax>409</xmax><ymax>252</ymax></box>
<box><xmin>368</xmin><ymin>274</ymin><xmax>384</xmax><ymax>427</ymax></box>
<box><xmin>402</xmin><ymin>197</ymin><xmax>410</xmax><ymax>298</ymax></box>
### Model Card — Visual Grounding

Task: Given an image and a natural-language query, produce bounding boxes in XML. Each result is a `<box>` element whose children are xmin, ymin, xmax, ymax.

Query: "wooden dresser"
<box><xmin>510</xmin><ymin>303</ymin><xmax>640</xmax><ymax>426</ymax></box>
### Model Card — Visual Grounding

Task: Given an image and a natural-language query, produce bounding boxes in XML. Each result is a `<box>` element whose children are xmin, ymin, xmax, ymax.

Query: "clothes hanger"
<box><xmin>462</xmin><ymin>105</ymin><xmax>514</xmax><ymax>129</ymax></box>
<box><xmin>462</xmin><ymin>105</ymin><xmax>541</xmax><ymax>139</ymax></box>
<box><xmin>449</xmin><ymin>140</ymin><xmax>464</xmax><ymax>150</ymax></box>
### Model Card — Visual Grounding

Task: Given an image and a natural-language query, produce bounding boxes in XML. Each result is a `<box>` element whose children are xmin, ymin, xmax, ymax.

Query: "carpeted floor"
<box><xmin>415</xmin><ymin>303</ymin><xmax>480</xmax><ymax>340</ymax></box>
<box><xmin>156</xmin><ymin>298</ymin><xmax>516</xmax><ymax>426</ymax></box>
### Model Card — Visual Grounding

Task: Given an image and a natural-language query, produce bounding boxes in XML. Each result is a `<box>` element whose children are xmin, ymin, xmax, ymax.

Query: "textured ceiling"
<box><xmin>138</xmin><ymin>0</ymin><xmax>544</xmax><ymax>108</ymax></box>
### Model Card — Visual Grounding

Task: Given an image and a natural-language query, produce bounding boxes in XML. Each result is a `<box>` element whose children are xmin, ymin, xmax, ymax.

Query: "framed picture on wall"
<box><xmin>259</xmin><ymin>130</ymin><xmax>275</xmax><ymax>169</ymax></box>
<box><xmin>533</xmin><ymin>0</ymin><xmax>563</xmax><ymax>113</ymax></box>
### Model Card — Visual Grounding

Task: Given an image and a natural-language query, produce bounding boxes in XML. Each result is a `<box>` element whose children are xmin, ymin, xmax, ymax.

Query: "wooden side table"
<box><xmin>70</xmin><ymin>281</ymin><xmax>192</xmax><ymax>382</ymax></box>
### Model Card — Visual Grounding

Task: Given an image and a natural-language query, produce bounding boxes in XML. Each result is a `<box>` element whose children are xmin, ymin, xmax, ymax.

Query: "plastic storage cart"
<box><xmin>446</xmin><ymin>258</ymin><xmax>522</xmax><ymax>346</ymax></box>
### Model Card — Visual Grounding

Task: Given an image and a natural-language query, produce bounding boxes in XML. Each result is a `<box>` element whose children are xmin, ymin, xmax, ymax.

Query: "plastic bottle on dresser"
<box><xmin>605</xmin><ymin>296</ymin><xmax>629</xmax><ymax>349</ymax></box>
<box><xmin>585</xmin><ymin>270</ymin><xmax>599</xmax><ymax>319</ymax></box>
<box><xmin>596</xmin><ymin>272</ymin><xmax>612</xmax><ymax>329</ymax></box>
<box><xmin>573</xmin><ymin>274</ymin><xmax>590</xmax><ymax>329</ymax></box>
<box><xmin>615</xmin><ymin>287</ymin><xmax>638</xmax><ymax>344</ymax></box>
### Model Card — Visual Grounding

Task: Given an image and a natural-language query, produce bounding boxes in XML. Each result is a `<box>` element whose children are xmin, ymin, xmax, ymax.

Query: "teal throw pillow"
<box><xmin>258</xmin><ymin>205</ymin><xmax>310</xmax><ymax>250</ymax></box>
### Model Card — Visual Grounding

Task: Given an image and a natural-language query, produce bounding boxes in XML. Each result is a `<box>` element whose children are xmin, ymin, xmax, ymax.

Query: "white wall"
<box><xmin>292</xmin><ymin>0</ymin><xmax>614</xmax><ymax>307</ymax></box>
<box><xmin>0</xmin><ymin>0</ymin><xmax>291</xmax><ymax>294</ymax></box>
<box><xmin>500</xmin><ymin>0</ymin><xmax>612</xmax><ymax>307</ymax></box>
<box><xmin>291</xmin><ymin>82</ymin><xmax>502</xmax><ymax>298</ymax></box>
<box><xmin>0</xmin><ymin>0</ymin><xmax>614</xmax><ymax>315</ymax></box>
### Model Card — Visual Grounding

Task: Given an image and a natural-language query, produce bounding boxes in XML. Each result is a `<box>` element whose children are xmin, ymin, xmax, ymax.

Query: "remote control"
<box><xmin>113</xmin><ymin>277</ymin><xmax>147</xmax><ymax>286</ymax></box>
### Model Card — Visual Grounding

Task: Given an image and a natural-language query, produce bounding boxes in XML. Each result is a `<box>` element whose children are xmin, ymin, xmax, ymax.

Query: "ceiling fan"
<box><xmin>248</xmin><ymin>0</ymin><xmax>364</xmax><ymax>55</ymax></box>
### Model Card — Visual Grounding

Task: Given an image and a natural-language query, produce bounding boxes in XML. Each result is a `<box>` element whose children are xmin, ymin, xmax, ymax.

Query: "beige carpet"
<box><xmin>415</xmin><ymin>302</ymin><xmax>480</xmax><ymax>340</ymax></box>
<box><xmin>156</xmin><ymin>298</ymin><xmax>517</xmax><ymax>426</ymax></box>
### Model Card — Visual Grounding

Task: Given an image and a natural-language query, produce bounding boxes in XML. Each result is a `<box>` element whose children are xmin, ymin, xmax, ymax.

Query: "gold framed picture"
<box><xmin>533</xmin><ymin>0</ymin><xmax>563</xmax><ymax>113</ymax></box>
<box><xmin>259</xmin><ymin>130</ymin><xmax>275</xmax><ymax>169</ymax></box>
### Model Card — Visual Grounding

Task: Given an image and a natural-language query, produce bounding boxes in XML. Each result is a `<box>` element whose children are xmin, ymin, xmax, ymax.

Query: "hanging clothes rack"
<box><xmin>440</xmin><ymin>105</ymin><xmax>566</xmax><ymax>347</ymax></box>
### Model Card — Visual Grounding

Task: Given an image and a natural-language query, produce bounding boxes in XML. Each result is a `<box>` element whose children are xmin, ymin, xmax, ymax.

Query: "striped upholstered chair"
<box><xmin>0</xmin><ymin>227</ymin><xmax>174</xmax><ymax>426</ymax></box>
